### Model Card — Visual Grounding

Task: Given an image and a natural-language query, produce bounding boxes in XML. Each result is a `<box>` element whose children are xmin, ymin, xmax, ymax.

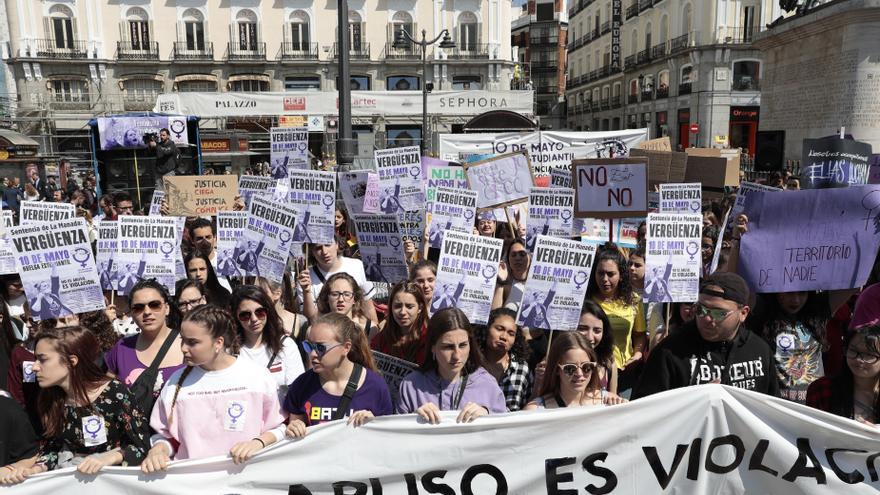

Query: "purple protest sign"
<box><xmin>738</xmin><ymin>185</ymin><xmax>880</xmax><ymax>293</ymax></box>
<box><xmin>869</xmin><ymin>154</ymin><xmax>880</xmax><ymax>185</ymax></box>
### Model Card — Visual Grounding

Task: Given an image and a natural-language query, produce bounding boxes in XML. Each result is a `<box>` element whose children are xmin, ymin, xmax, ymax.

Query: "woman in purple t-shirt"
<box><xmin>105</xmin><ymin>280</ymin><xmax>185</xmax><ymax>402</ymax></box>
<box><xmin>283</xmin><ymin>313</ymin><xmax>392</xmax><ymax>437</ymax></box>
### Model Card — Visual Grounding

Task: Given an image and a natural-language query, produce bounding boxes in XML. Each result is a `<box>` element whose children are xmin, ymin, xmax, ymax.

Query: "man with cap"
<box><xmin>632</xmin><ymin>272</ymin><xmax>779</xmax><ymax>399</ymax></box>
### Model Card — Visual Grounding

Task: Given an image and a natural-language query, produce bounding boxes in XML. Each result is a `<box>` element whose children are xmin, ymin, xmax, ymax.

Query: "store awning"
<box><xmin>0</xmin><ymin>128</ymin><xmax>39</xmax><ymax>147</ymax></box>
<box><xmin>202</xmin><ymin>151</ymin><xmax>260</xmax><ymax>160</ymax></box>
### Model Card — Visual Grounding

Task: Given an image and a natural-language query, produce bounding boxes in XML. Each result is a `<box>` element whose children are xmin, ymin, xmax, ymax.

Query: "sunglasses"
<box><xmin>237</xmin><ymin>307</ymin><xmax>268</xmax><ymax>322</ymax></box>
<box><xmin>694</xmin><ymin>303</ymin><xmax>734</xmax><ymax>323</ymax></box>
<box><xmin>558</xmin><ymin>362</ymin><xmax>597</xmax><ymax>376</ymax></box>
<box><xmin>131</xmin><ymin>300</ymin><xmax>164</xmax><ymax>315</ymax></box>
<box><xmin>302</xmin><ymin>341</ymin><xmax>343</xmax><ymax>358</ymax></box>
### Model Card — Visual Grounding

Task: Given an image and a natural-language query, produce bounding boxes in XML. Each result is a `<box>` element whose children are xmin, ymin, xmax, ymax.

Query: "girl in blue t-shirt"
<box><xmin>283</xmin><ymin>313</ymin><xmax>392</xmax><ymax>437</ymax></box>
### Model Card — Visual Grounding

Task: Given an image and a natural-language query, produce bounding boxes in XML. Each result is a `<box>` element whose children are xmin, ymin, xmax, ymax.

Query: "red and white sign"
<box><xmin>689</xmin><ymin>123</ymin><xmax>700</xmax><ymax>133</ymax></box>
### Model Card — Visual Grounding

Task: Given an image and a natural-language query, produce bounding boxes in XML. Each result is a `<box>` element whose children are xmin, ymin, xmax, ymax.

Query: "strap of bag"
<box><xmin>332</xmin><ymin>363</ymin><xmax>364</xmax><ymax>421</ymax></box>
<box><xmin>311</xmin><ymin>265</ymin><xmax>327</xmax><ymax>284</ymax></box>
<box><xmin>267</xmin><ymin>335</ymin><xmax>289</xmax><ymax>370</ymax></box>
<box><xmin>133</xmin><ymin>329</ymin><xmax>179</xmax><ymax>389</ymax></box>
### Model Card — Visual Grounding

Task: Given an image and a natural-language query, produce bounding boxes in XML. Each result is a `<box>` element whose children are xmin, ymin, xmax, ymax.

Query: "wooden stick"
<box><xmin>132</xmin><ymin>150</ymin><xmax>142</xmax><ymax>208</ymax></box>
<box><xmin>608</xmin><ymin>218</ymin><xmax>614</xmax><ymax>244</ymax></box>
<box><xmin>110</xmin><ymin>289</ymin><xmax>115</xmax><ymax>306</ymax></box>
<box><xmin>544</xmin><ymin>329</ymin><xmax>554</xmax><ymax>360</ymax></box>
<box><xmin>503</xmin><ymin>207</ymin><xmax>517</xmax><ymax>238</ymax></box>
<box><xmin>665</xmin><ymin>303</ymin><xmax>672</xmax><ymax>334</ymax></box>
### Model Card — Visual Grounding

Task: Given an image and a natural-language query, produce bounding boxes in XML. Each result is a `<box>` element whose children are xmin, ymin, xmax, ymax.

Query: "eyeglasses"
<box><xmin>558</xmin><ymin>362</ymin><xmax>597</xmax><ymax>376</ymax></box>
<box><xmin>178</xmin><ymin>297</ymin><xmax>204</xmax><ymax>309</ymax></box>
<box><xmin>694</xmin><ymin>303</ymin><xmax>734</xmax><ymax>323</ymax></box>
<box><xmin>237</xmin><ymin>307</ymin><xmax>268</xmax><ymax>322</ymax></box>
<box><xmin>328</xmin><ymin>291</ymin><xmax>354</xmax><ymax>301</ymax></box>
<box><xmin>847</xmin><ymin>349</ymin><xmax>880</xmax><ymax>365</ymax></box>
<box><xmin>303</xmin><ymin>341</ymin><xmax>343</xmax><ymax>358</ymax></box>
<box><xmin>131</xmin><ymin>300</ymin><xmax>164</xmax><ymax>315</ymax></box>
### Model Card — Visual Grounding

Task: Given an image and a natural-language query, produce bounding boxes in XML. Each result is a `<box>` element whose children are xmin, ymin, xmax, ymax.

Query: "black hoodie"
<box><xmin>632</xmin><ymin>320</ymin><xmax>780</xmax><ymax>399</ymax></box>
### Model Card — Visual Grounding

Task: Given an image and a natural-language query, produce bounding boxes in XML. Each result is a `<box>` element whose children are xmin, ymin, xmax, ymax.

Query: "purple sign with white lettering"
<box><xmin>738</xmin><ymin>185</ymin><xmax>880</xmax><ymax>293</ymax></box>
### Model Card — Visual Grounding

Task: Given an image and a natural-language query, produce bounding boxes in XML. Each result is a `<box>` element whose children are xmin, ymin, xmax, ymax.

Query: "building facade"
<box><xmin>511</xmin><ymin>0</ymin><xmax>567</xmax><ymax>130</ymax></box>
<box><xmin>2</xmin><ymin>0</ymin><xmax>516</xmax><ymax>169</ymax></box>
<box><xmin>565</xmin><ymin>0</ymin><xmax>784</xmax><ymax>156</ymax></box>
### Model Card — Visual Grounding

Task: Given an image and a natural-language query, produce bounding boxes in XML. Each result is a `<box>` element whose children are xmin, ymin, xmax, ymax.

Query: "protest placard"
<box><xmin>116</xmin><ymin>216</ymin><xmax>179</xmax><ymax>295</ymax></box>
<box><xmin>339</xmin><ymin>171</ymin><xmax>370</xmax><ymax>215</ymax></box>
<box><xmin>645</xmin><ymin>213</ymin><xmax>703</xmax><ymax>303</ymax></box>
<box><xmin>647</xmin><ymin>191</ymin><xmax>660</xmax><ymax>212</ymax></box>
<box><xmin>163</xmin><ymin>175</ymin><xmax>238</xmax><ymax>217</ymax></box>
<box><xmin>235</xmin><ymin>195</ymin><xmax>298</xmax><ymax>284</ymax></box>
<box><xmin>870</xmin><ymin>154</ymin><xmax>880</xmax><ymax>184</ymax></box>
<box><xmin>526</xmin><ymin>187</ymin><xmax>575</xmax><ymax>251</ymax></box>
<box><xmin>426</xmin><ymin>165</ymin><xmax>467</xmax><ymax>205</ymax></box>
<box><xmin>0</xmin><ymin>211</ymin><xmax>15</xmax><ymax>275</ymax></box>
<box><xmin>659</xmin><ymin>183</ymin><xmax>702</xmax><ymax>214</ymax></box>
<box><xmin>432</xmin><ymin>231</ymin><xmax>504</xmax><ymax>325</ymax></box>
<box><xmin>728</xmin><ymin>182</ymin><xmax>781</xmax><ymax>232</ymax></box>
<box><xmin>427</xmin><ymin>187</ymin><xmax>478</xmax><ymax>249</ymax></box>
<box><xmin>517</xmin><ymin>236</ymin><xmax>597</xmax><ymax>330</ymax></box>
<box><xmin>238</xmin><ymin>175</ymin><xmax>276</xmax><ymax>208</ymax></box>
<box><xmin>739</xmin><ymin>185</ymin><xmax>880</xmax><ymax>292</ymax></box>
<box><xmin>149</xmin><ymin>190</ymin><xmax>164</xmax><ymax>216</ymax></box>
<box><xmin>216</xmin><ymin>211</ymin><xmax>248</xmax><ymax>278</ymax></box>
<box><xmin>20</xmin><ymin>201</ymin><xmax>75</xmax><ymax>225</ymax></box>
<box><xmin>397</xmin><ymin>210</ymin><xmax>425</xmax><ymax>249</ymax></box>
<box><xmin>95</xmin><ymin>220</ymin><xmax>117</xmax><ymax>291</ymax></box>
<box><xmin>464</xmin><ymin>151</ymin><xmax>535</xmax><ymax>210</ymax></box>
<box><xmin>684</xmin><ymin>155</ymin><xmax>739</xmax><ymax>190</ymax></box>
<box><xmin>374</xmin><ymin>146</ymin><xmax>424</xmax><ymax>213</ymax></box>
<box><xmin>420</xmin><ymin>156</ymin><xmax>458</xmax><ymax>180</ymax></box>
<box><xmin>615</xmin><ymin>218</ymin><xmax>642</xmax><ymax>248</ymax></box>
<box><xmin>351</xmin><ymin>214</ymin><xmax>409</xmax><ymax>284</ymax></box>
<box><xmin>636</xmin><ymin>136</ymin><xmax>672</xmax><ymax>151</ymax></box>
<box><xmin>270</xmin><ymin>126</ymin><xmax>309</xmax><ymax>178</ymax></box>
<box><xmin>572</xmin><ymin>158</ymin><xmax>648</xmax><ymax>218</ymax></box>
<box><xmin>802</xmin><ymin>137</ymin><xmax>872</xmax><ymax>189</ymax></box>
<box><xmin>10</xmin><ymin>218</ymin><xmax>104</xmax><ymax>320</ymax></box>
<box><xmin>287</xmin><ymin>170</ymin><xmax>336</xmax><ymax>245</ymax></box>
<box><xmin>372</xmin><ymin>351</ymin><xmax>416</xmax><ymax>405</ymax></box>
<box><xmin>550</xmin><ymin>167</ymin><xmax>572</xmax><ymax>189</ymax></box>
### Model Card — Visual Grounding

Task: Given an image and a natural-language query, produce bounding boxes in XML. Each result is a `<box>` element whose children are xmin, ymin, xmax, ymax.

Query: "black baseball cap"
<box><xmin>700</xmin><ymin>272</ymin><xmax>750</xmax><ymax>306</ymax></box>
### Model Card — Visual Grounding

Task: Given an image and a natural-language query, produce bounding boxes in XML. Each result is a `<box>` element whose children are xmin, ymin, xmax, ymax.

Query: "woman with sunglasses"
<box><xmin>104</xmin><ymin>280</ymin><xmax>184</xmax><ymax>408</ymax></box>
<box><xmin>371</xmin><ymin>282</ymin><xmax>429</xmax><ymax>364</ymax></box>
<box><xmin>283</xmin><ymin>313</ymin><xmax>391</xmax><ymax>437</ymax></box>
<box><xmin>475</xmin><ymin>308</ymin><xmax>533</xmax><ymax>411</ymax></box>
<box><xmin>232</xmin><ymin>286</ymin><xmax>304</xmax><ymax>399</ymax></box>
<box><xmin>184</xmin><ymin>250</ymin><xmax>231</xmax><ymax>308</ymax></box>
<box><xmin>491</xmin><ymin>239</ymin><xmax>531</xmax><ymax>313</ymax></box>
<box><xmin>311</xmin><ymin>273</ymin><xmax>374</xmax><ymax>337</ymax></box>
<box><xmin>525</xmin><ymin>333</ymin><xmax>612</xmax><ymax>410</ymax></box>
<box><xmin>409</xmin><ymin>260</ymin><xmax>437</xmax><ymax>308</ymax></box>
<box><xmin>142</xmin><ymin>305</ymin><xmax>286</xmax><ymax>472</ymax></box>
<box><xmin>397</xmin><ymin>308</ymin><xmax>506</xmax><ymax>423</ymax></box>
<box><xmin>175</xmin><ymin>279</ymin><xmax>207</xmax><ymax>316</ymax></box>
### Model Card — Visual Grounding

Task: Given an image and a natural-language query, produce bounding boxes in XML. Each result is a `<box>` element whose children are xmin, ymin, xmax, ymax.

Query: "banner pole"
<box><xmin>545</xmin><ymin>329</ymin><xmax>554</xmax><ymax>360</ymax></box>
<box><xmin>608</xmin><ymin>219</ymin><xmax>614</xmax><ymax>244</ymax></box>
<box><xmin>133</xmin><ymin>150</ymin><xmax>142</xmax><ymax>208</ymax></box>
<box><xmin>665</xmin><ymin>303</ymin><xmax>671</xmax><ymax>335</ymax></box>
<box><xmin>503</xmin><ymin>207</ymin><xmax>517</xmax><ymax>238</ymax></box>
<box><xmin>110</xmin><ymin>289</ymin><xmax>115</xmax><ymax>306</ymax></box>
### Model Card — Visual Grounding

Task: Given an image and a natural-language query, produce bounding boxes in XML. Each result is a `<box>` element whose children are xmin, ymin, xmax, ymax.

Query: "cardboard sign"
<box><xmin>636</xmin><ymin>136</ymin><xmax>672</xmax><ymax>152</ymax></box>
<box><xmin>684</xmin><ymin>156</ymin><xmax>738</xmax><ymax>190</ymax></box>
<box><xmin>464</xmin><ymin>151</ymin><xmax>536</xmax><ymax>210</ymax></box>
<box><xmin>572</xmin><ymin>158</ymin><xmax>648</xmax><ymax>218</ymax></box>
<box><xmin>163</xmin><ymin>175</ymin><xmax>239</xmax><ymax>216</ymax></box>
<box><xmin>630</xmin><ymin>149</ymin><xmax>688</xmax><ymax>190</ymax></box>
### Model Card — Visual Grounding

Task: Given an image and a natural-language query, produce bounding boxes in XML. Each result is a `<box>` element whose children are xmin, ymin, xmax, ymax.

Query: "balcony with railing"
<box><xmin>732</xmin><ymin>75</ymin><xmax>760</xmax><ymax>91</ymax></box>
<box><xmin>651</xmin><ymin>42</ymin><xmax>667</xmax><ymax>59</ymax></box>
<box><xmin>626</xmin><ymin>4</ymin><xmax>639</xmax><ymax>19</ymax></box>
<box><xmin>281</xmin><ymin>42</ymin><xmax>319</xmax><ymax>60</ymax></box>
<box><xmin>29</xmin><ymin>39</ymin><xmax>90</xmax><ymax>59</ymax></box>
<box><xmin>447</xmin><ymin>43</ymin><xmax>490</xmax><ymax>59</ymax></box>
<box><xmin>227</xmin><ymin>42</ymin><xmax>266</xmax><ymax>61</ymax></box>
<box><xmin>611</xmin><ymin>95</ymin><xmax>622</xmax><ymax>108</ymax></box>
<box><xmin>636</xmin><ymin>49</ymin><xmax>651</xmax><ymax>65</ymax></box>
<box><xmin>173</xmin><ymin>42</ymin><xmax>214</xmax><ymax>60</ymax></box>
<box><xmin>600</xmin><ymin>97</ymin><xmax>609</xmax><ymax>109</ymax></box>
<box><xmin>530</xmin><ymin>36</ymin><xmax>559</xmax><ymax>45</ymax></box>
<box><xmin>122</xmin><ymin>95</ymin><xmax>157</xmax><ymax>112</ymax></box>
<box><xmin>656</xmin><ymin>84</ymin><xmax>669</xmax><ymax>99</ymax></box>
<box><xmin>116</xmin><ymin>41</ymin><xmax>159</xmax><ymax>61</ymax></box>
<box><xmin>639</xmin><ymin>0</ymin><xmax>653</xmax><ymax>12</ymax></box>
<box><xmin>717</xmin><ymin>26</ymin><xmax>761</xmax><ymax>45</ymax></box>
<box><xmin>669</xmin><ymin>32</ymin><xmax>692</xmax><ymax>54</ymax></box>
<box><xmin>624</xmin><ymin>54</ymin><xmax>636</xmax><ymax>70</ymax></box>
<box><xmin>332</xmin><ymin>42</ymin><xmax>371</xmax><ymax>60</ymax></box>
<box><xmin>678</xmin><ymin>81</ymin><xmax>692</xmax><ymax>95</ymax></box>
<box><xmin>627</xmin><ymin>93</ymin><xmax>638</xmax><ymax>105</ymax></box>
<box><xmin>569</xmin><ymin>0</ymin><xmax>597</xmax><ymax>18</ymax></box>
<box><xmin>601</xmin><ymin>21</ymin><xmax>611</xmax><ymax>35</ymax></box>
<box><xmin>641</xmin><ymin>89</ymin><xmax>654</xmax><ymax>101</ymax></box>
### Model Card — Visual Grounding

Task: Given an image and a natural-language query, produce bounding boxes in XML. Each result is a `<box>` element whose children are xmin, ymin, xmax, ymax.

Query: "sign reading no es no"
<box><xmin>573</xmin><ymin>159</ymin><xmax>648</xmax><ymax>218</ymax></box>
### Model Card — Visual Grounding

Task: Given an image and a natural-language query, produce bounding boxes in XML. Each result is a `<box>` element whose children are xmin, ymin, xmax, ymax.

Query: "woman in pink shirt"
<box><xmin>140</xmin><ymin>305</ymin><xmax>285</xmax><ymax>473</ymax></box>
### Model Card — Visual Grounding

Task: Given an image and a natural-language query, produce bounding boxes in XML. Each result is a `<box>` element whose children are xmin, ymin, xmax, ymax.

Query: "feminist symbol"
<box><xmin>227</xmin><ymin>402</ymin><xmax>244</xmax><ymax>424</ymax></box>
<box><xmin>463</xmin><ymin>209</ymin><xmax>474</xmax><ymax>222</ymax></box>
<box><xmin>169</xmin><ymin>119</ymin><xmax>186</xmax><ymax>139</ymax></box>
<box><xmin>573</xmin><ymin>271</ymin><xmax>589</xmax><ymax>290</ymax></box>
<box><xmin>160</xmin><ymin>241</ymin><xmax>175</xmax><ymax>260</ymax></box>
<box><xmin>322</xmin><ymin>194</ymin><xmax>335</xmax><ymax>211</ymax></box>
<box><xmin>561</xmin><ymin>209</ymin><xmax>573</xmax><ymax>224</ymax></box>
<box><xmin>690</xmin><ymin>200</ymin><xmax>701</xmax><ymax>213</ymax></box>
<box><xmin>482</xmin><ymin>265</ymin><xmax>497</xmax><ymax>284</ymax></box>
<box><xmin>686</xmin><ymin>241</ymin><xmax>699</xmax><ymax>261</ymax></box>
<box><xmin>279</xmin><ymin>230</ymin><xmax>292</xmax><ymax>247</ymax></box>
<box><xmin>84</xmin><ymin>418</ymin><xmax>103</xmax><ymax>439</ymax></box>
<box><xmin>73</xmin><ymin>248</ymin><xmax>91</xmax><ymax>268</ymax></box>
<box><xmin>409</xmin><ymin>165</ymin><xmax>422</xmax><ymax>180</ymax></box>
<box><xmin>389</xmin><ymin>236</ymin><xmax>401</xmax><ymax>251</ymax></box>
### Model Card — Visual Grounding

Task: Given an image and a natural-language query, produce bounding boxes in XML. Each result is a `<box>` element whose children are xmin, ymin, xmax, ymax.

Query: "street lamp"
<box><xmin>393</xmin><ymin>28</ymin><xmax>455</xmax><ymax>156</ymax></box>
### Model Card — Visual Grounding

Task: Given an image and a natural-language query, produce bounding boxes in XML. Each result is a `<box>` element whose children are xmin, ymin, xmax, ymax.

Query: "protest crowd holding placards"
<box><xmin>1</xmin><ymin>133</ymin><xmax>880</xmax><ymax>494</ymax></box>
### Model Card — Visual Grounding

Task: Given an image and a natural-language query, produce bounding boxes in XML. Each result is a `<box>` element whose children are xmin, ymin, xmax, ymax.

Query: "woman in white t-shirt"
<box><xmin>231</xmin><ymin>286</ymin><xmax>305</xmax><ymax>399</ymax></box>
<box><xmin>297</xmin><ymin>241</ymin><xmax>378</xmax><ymax>323</ymax></box>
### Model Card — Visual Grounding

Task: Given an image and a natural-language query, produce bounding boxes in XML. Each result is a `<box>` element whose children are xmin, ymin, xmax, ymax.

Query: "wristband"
<box><xmin>252</xmin><ymin>437</ymin><xmax>266</xmax><ymax>448</ymax></box>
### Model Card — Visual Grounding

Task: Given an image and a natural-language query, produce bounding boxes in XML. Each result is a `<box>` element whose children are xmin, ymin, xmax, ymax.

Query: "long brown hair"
<box><xmin>314</xmin><ymin>313</ymin><xmax>376</xmax><ymax>371</ymax></box>
<box><xmin>231</xmin><ymin>285</ymin><xmax>284</xmax><ymax>356</ymax></box>
<box><xmin>316</xmin><ymin>273</ymin><xmax>366</xmax><ymax>318</ymax></box>
<box><xmin>35</xmin><ymin>326</ymin><xmax>110</xmax><ymax>437</ymax></box>
<box><xmin>420</xmin><ymin>308</ymin><xmax>484</xmax><ymax>374</ymax></box>
<box><xmin>538</xmin><ymin>332</ymin><xmax>601</xmax><ymax>398</ymax></box>
<box><xmin>377</xmin><ymin>282</ymin><xmax>427</xmax><ymax>356</ymax></box>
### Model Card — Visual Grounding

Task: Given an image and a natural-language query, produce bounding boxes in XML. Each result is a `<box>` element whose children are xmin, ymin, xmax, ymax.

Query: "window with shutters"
<box><xmin>124</xmin><ymin>7</ymin><xmax>151</xmax><ymax>51</ymax></box>
<box><xmin>289</xmin><ymin>11</ymin><xmax>310</xmax><ymax>50</ymax></box>
<box><xmin>51</xmin><ymin>80</ymin><xmax>87</xmax><ymax>103</ymax></box>
<box><xmin>237</xmin><ymin>10</ymin><xmax>259</xmax><ymax>51</ymax></box>
<box><xmin>390</xmin><ymin>11</ymin><xmax>413</xmax><ymax>43</ymax></box>
<box><xmin>47</xmin><ymin>5</ymin><xmax>76</xmax><ymax>49</ymax></box>
<box><xmin>457</xmin><ymin>12</ymin><xmax>479</xmax><ymax>51</ymax></box>
<box><xmin>177</xmin><ymin>79</ymin><xmax>217</xmax><ymax>92</ymax></box>
<box><xmin>124</xmin><ymin>79</ymin><xmax>161</xmax><ymax>101</ymax></box>
<box><xmin>181</xmin><ymin>9</ymin><xmax>206</xmax><ymax>50</ymax></box>
<box><xmin>230</xmin><ymin>79</ymin><xmax>268</xmax><ymax>92</ymax></box>
<box><xmin>348</xmin><ymin>12</ymin><xmax>363</xmax><ymax>51</ymax></box>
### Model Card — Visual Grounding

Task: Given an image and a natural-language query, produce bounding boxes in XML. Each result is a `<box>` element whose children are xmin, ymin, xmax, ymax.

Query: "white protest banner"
<box><xmin>116</xmin><ymin>216</ymin><xmax>179</xmax><ymax>295</ymax></box>
<box><xmin>95</xmin><ymin>220</ymin><xmax>117</xmax><ymax>291</ymax></box>
<box><xmin>432</xmin><ymin>231</ymin><xmax>503</xmax><ymax>324</ymax></box>
<box><xmin>0</xmin><ymin>211</ymin><xmax>16</xmax><ymax>275</ymax></box>
<box><xmin>216</xmin><ymin>211</ymin><xmax>248</xmax><ymax>278</ymax></box>
<box><xmin>287</xmin><ymin>170</ymin><xmax>336</xmax><ymax>245</ymax></box>
<box><xmin>372</xmin><ymin>351</ymin><xmax>416</xmax><ymax>405</ymax></box>
<box><xmin>573</xmin><ymin>158</ymin><xmax>648</xmax><ymax>218</ymax></box>
<box><xmin>16</xmin><ymin>385</ymin><xmax>880</xmax><ymax>494</ymax></box>
<box><xmin>19</xmin><ymin>200</ymin><xmax>75</xmax><ymax>225</ymax></box>
<box><xmin>518</xmin><ymin>236</ymin><xmax>596</xmax><ymax>330</ymax></box>
<box><xmin>10</xmin><ymin>218</ymin><xmax>104</xmax><ymax>320</ymax></box>
<box><xmin>397</xmin><ymin>210</ymin><xmax>425</xmax><ymax>249</ymax></box>
<box><xmin>659</xmin><ymin>183</ymin><xmax>702</xmax><ymax>214</ymax></box>
<box><xmin>238</xmin><ymin>175</ymin><xmax>276</xmax><ymax>208</ymax></box>
<box><xmin>374</xmin><ymin>145</ymin><xmax>424</xmax><ymax>213</ymax></box>
<box><xmin>235</xmin><ymin>195</ymin><xmax>297</xmax><ymax>284</ymax></box>
<box><xmin>526</xmin><ymin>187</ymin><xmax>575</xmax><ymax>251</ymax></box>
<box><xmin>339</xmin><ymin>171</ymin><xmax>371</xmax><ymax>215</ymax></box>
<box><xmin>427</xmin><ymin>187</ymin><xmax>478</xmax><ymax>249</ymax></box>
<box><xmin>645</xmin><ymin>213</ymin><xmax>703</xmax><ymax>303</ymax></box>
<box><xmin>464</xmin><ymin>151</ymin><xmax>535</xmax><ymax>210</ymax></box>
<box><xmin>148</xmin><ymin>190</ymin><xmax>164</xmax><ymax>216</ymax></box>
<box><xmin>270</xmin><ymin>126</ymin><xmax>309</xmax><ymax>178</ymax></box>
<box><xmin>351</xmin><ymin>214</ymin><xmax>409</xmax><ymax>284</ymax></box>
<box><xmin>426</xmin><ymin>165</ymin><xmax>468</xmax><ymax>205</ymax></box>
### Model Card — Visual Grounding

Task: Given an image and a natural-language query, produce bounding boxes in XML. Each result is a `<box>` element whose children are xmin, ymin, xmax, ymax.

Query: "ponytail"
<box><xmin>315</xmin><ymin>313</ymin><xmax>376</xmax><ymax>371</ymax></box>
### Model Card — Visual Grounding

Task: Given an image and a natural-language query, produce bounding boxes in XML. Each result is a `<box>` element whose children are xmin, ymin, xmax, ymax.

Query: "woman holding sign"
<box><xmin>491</xmin><ymin>239</ymin><xmax>531</xmax><ymax>313</ymax></box>
<box><xmin>475</xmin><ymin>308</ymin><xmax>533</xmax><ymax>412</ymax></box>
<box><xmin>0</xmin><ymin>326</ymin><xmax>149</xmax><ymax>484</ymax></box>
<box><xmin>141</xmin><ymin>305</ymin><xmax>286</xmax><ymax>472</ymax></box>
<box><xmin>371</xmin><ymin>282</ymin><xmax>428</xmax><ymax>364</ymax></box>
<box><xmin>397</xmin><ymin>308</ymin><xmax>506</xmax><ymax>423</ymax></box>
<box><xmin>588</xmin><ymin>245</ymin><xmax>646</xmax><ymax>394</ymax></box>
